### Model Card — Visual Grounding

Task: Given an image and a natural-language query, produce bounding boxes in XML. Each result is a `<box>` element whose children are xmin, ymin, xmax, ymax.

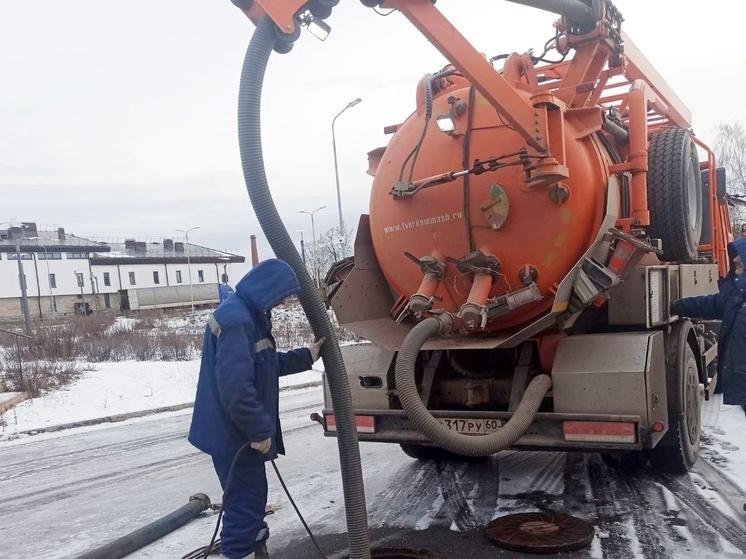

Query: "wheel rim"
<box><xmin>685</xmin><ymin>158</ymin><xmax>700</xmax><ymax>232</ymax></box>
<box><xmin>685</xmin><ymin>358</ymin><xmax>701</xmax><ymax>446</ymax></box>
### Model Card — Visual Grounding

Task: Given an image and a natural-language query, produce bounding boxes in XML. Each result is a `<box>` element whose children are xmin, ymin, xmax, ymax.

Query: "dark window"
<box><xmin>8</xmin><ymin>253</ymin><xmax>32</xmax><ymax>260</ymax></box>
<box><xmin>76</xmin><ymin>273</ymin><xmax>84</xmax><ymax>288</ymax></box>
<box><xmin>129</xmin><ymin>272</ymin><xmax>136</xmax><ymax>286</ymax></box>
<box><xmin>176</xmin><ymin>270</ymin><xmax>183</xmax><ymax>284</ymax></box>
<box><xmin>68</xmin><ymin>252</ymin><xmax>87</xmax><ymax>259</ymax></box>
<box><xmin>104</xmin><ymin>293</ymin><xmax>111</xmax><ymax>309</ymax></box>
<box><xmin>38</xmin><ymin>252</ymin><xmax>62</xmax><ymax>260</ymax></box>
<box><xmin>198</xmin><ymin>270</ymin><xmax>204</xmax><ymax>283</ymax></box>
<box><xmin>153</xmin><ymin>271</ymin><xmax>160</xmax><ymax>285</ymax></box>
<box><xmin>103</xmin><ymin>272</ymin><xmax>111</xmax><ymax>287</ymax></box>
<box><xmin>49</xmin><ymin>273</ymin><xmax>57</xmax><ymax>289</ymax></box>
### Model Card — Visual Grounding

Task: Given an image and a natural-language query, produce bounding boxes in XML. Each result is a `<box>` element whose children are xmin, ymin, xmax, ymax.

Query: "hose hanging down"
<box><xmin>395</xmin><ymin>317</ymin><xmax>552</xmax><ymax>457</ymax></box>
<box><xmin>237</xmin><ymin>17</ymin><xmax>370</xmax><ymax>559</ymax></box>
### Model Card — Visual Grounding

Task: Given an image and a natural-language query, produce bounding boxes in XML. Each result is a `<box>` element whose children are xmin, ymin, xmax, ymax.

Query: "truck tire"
<box><xmin>399</xmin><ymin>443</ymin><xmax>485</xmax><ymax>462</ymax></box>
<box><xmin>600</xmin><ymin>451</ymin><xmax>648</xmax><ymax>473</ymax></box>
<box><xmin>647</xmin><ymin>128</ymin><xmax>703</xmax><ymax>262</ymax></box>
<box><xmin>649</xmin><ymin>323</ymin><xmax>701</xmax><ymax>474</ymax></box>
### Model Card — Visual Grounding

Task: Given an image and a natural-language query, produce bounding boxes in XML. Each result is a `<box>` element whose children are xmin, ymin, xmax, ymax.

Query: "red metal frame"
<box><xmin>241</xmin><ymin>0</ymin><xmax>726</xmax><ymax>270</ymax></box>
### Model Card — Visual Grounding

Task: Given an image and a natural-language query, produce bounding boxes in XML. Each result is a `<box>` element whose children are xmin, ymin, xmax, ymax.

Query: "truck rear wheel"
<box><xmin>649</xmin><ymin>323</ymin><xmax>701</xmax><ymax>474</ymax></box>
<box><xmin>600</xmin><ymin>451</ymin><xmax>648</xmax><ymax>472</ymax></box>
<box><xmin>647</xmin><ymin>128</ymin><xmax>703</xmax><ymax>262</ymax></box>
<box><xmin>399</xmin><ymin>443</ymin><xmax>485</xmax><ymax>462</ymax></box>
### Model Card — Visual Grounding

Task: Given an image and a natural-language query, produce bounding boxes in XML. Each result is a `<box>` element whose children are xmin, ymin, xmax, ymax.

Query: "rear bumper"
<box><xmin>321</xmin><ymin>408</ymin><xmax>653</xmax><ymax>452</ymax></box>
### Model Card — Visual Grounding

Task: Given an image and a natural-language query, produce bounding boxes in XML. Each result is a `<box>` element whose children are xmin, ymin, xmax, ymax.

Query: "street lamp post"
<box><xmin>14</xmin><ymin>238</ymin><xmax>32</xmax><ymax>335</ymax></box>
<box><xmin>299</xmin><ymin>206</ymin><xmax>326</xmax><ymax>287</ymax></box>
<box><xmin>332</xmin><ymin>98</ymin><xmax>362</xmax><ymax>256</ymax></box>
<box><xmin>175</xmin><ymin>226</ymin><xmax>200</xmax><ymax>314</ymax></box>
<box><xmin>296</xmin><ymin>229</ymin><xmax>307</xmax><ymax>266</ymax></box>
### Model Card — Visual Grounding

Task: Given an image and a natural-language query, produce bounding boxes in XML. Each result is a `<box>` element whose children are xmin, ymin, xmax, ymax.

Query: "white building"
<box><xmin>0</xmin><ymin>222</ymin><xmax>244</xmax><ymax>320</ymax></box>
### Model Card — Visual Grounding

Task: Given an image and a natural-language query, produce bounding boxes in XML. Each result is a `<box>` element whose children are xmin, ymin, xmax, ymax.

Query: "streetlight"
<box><xmin>332</xmin><ymin>98</ymin><xmax>362</xmax><ymax>256</ymax></box>
<box><xmin>299</xmin><ymin>206</ymin><xmax>325</xmax><ymax>287</ymax></box>
<box><xmin>296</xmin><ymin>229</ymin><xmax>307</xmax><ymax>266</ymax></box>
<box><xmin>14</xmin><ymin>237</ymin><xmax>32</xmax><ymax>335</ymax></box>
<box><xmin>175</xmin><ymin>226</ymin><xmax>200</xmax><ymax>314</ymax></box>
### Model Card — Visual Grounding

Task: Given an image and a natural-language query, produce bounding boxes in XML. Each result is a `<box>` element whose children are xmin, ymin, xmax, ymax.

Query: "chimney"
<box><xmin>174</xmin><ymin>241</ymin><xmax>185</xmax><ymax>252</ymax></box>
<box><xmin>8</xmin><ymin>226</ymin><xmax>22</xmax><ymax>240</ymax></box>
<box><xmin>163</xmin><ymin>238</ymin><xmax>174</xmax><ymax>250</ymax></box>
<box><xmin>58</xmin><ymin>227</ymin><xmax>66</xmax><ymax>241</ymax></box>
<box><xmin>135</xmin><ymin>241</ymin><xmax>147</xmax><ymax>252</ymax></box>
<box><xmin>21</xmin><ymin>222</ymin><xmax>38</xmax><ymax>237</ymax></box>
<box><xmin>250</xmin><ymin>235</ymin><xmax>259</xmax><ymax>268</ymax></box>
<box><xmin>125</xmin><ymin>239</ymin><xmax>136</xmax><ymax>250</ymax></box>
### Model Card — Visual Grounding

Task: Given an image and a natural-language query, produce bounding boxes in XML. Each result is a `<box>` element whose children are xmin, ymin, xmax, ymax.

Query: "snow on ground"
<box><xmin>0</xmin><ymin>359</ymin><xmax>324</xmax><ymax>439</ymax></box>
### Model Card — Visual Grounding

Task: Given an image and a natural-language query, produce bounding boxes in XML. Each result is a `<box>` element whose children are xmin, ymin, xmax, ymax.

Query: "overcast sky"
<box><xmin>2</xmin><ymin>0</ymin><xmax>743</xmax><ymax>280</ymax></box>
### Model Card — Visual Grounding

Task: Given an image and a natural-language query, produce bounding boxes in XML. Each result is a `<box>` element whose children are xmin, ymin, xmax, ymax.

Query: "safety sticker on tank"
<box><xmin>383</xmin><ymin>211</ymin><xmax>464</xmax><ymax>234</ymax></box>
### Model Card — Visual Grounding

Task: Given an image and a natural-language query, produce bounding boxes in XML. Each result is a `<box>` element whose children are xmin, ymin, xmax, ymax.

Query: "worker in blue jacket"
<box><xmin>671</xmin><ymin>237</ymin><xmax>746</xmax><ymax>417</ymax></box>
<box><xmin>188</xmin><ymin>259</ymin><xmax>324</xmax><ymax>559</ymax></box>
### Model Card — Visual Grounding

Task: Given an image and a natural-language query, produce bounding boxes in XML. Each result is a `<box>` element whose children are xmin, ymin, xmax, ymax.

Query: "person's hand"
<box><xmin>309</xmin><ymin>337</ymin><xmax>325</xmax><ymax>362</ymax></box>
<box><xmin>251</xmin><ymin>438</ymin><xmax>272</xmax><ymax>454</ymax></box>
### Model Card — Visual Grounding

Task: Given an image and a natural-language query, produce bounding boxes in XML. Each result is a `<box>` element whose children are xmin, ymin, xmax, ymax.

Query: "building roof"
<box><xmin>0</xmin><ymin>227</ymin><xmax>108</xmax><ymax>253</ymax></box>
<box><xmin>0</xmin><ymin>222</ymin><xmax>244</xmax><ymax>264</ymax></box>
<box><xmin>90</xmin><ymin>240</ymin><xmax>243</xmax><ymax>265</ymax></box>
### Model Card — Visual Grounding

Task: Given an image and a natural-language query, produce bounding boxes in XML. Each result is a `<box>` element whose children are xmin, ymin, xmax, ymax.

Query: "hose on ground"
<box><xmin>237</xmin><ymin>16</ymin><xmax>370</xmax><ymax>559</ymax></box>
<box><xmin>395</xmin><ymin>317</ymin><xmax>552</xmax><ymax>457</ymax></box>
<box><xmin>75</xmin><ymin>494</ymin><xmax>212</xmax><ymax>559</ymax></box>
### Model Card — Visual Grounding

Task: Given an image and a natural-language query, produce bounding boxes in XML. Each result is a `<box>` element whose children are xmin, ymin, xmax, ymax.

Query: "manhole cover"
<box><xmin>342</xmin><ymin>549</ymin><xmax>440</xmax><ymax>559</ymax></box>
<box><xmin>486</xmin><ymin>512</ymin><xmax>594</xmax><ymax>554</ymax></box>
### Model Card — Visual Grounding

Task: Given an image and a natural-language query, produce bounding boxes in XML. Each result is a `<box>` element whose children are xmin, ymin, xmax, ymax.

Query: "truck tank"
<box><xmin>369</xmin><ymin>78</ymin><xmax>610</xmax><ymax>331</ymax></box>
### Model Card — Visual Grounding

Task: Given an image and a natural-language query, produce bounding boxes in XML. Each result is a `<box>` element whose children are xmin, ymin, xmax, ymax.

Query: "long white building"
<box><xmin>0</xmin><ymin>222</ymin><xmax>244</xmax><ymax>320</ymax></box>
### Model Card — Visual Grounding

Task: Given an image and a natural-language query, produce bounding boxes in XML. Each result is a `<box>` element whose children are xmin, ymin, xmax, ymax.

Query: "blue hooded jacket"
<box><xmin>188</xmin><ymin>259</ymin><xmax>313</xmax><ymax>461</ymax></box>
<box><xmin>672</xmin><ymin>238</ymin><xmax>746</xmax><ymax>406</ymax></box>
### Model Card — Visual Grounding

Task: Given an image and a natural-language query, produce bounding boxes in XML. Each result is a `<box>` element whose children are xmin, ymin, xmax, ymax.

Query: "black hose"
<box><xmin>237</xmin><ymin>16</ymin><xmax>370</xmax><ymax>559</ymax></box>
<box><xmin>505</xmin><ymin>0</ymin><xmax>597</xmax><ymax>25</ymax></box>
<box><xmin>75</xmin><ymin>494</ymin><xmax>212</xmax><ymax>559</ymax></box>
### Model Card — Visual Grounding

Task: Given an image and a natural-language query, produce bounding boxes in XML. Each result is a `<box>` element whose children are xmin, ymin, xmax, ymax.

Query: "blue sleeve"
<box><xmin>214</xmin><ymin>321</ymin><xmax>274</xmax><ymax>442</ymax></box>
<box><xmin>277</xmin><ymin>348</ymin><xmax>314</xmax><ymax>377</ymax></box>
<box><xmin>674</xmin><ymin>293</ymin><xmax>724</xmax><ymax>320</ymax></box>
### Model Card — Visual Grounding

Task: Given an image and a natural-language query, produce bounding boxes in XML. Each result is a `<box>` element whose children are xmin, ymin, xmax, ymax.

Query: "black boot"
<box><xmin>255</xmin><ymin>540</ymin><xmax>269</xmax><ymax>559</ymax></box>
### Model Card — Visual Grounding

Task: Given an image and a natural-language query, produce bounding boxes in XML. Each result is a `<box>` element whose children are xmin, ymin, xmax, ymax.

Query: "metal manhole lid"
<box><xmin>486</xmin><ymin>512</ymin><xmax>594</xmax><ymax>554</ymax></box>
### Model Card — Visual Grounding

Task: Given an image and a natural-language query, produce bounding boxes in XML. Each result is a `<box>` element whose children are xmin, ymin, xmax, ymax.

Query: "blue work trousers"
<box><xmin>213</xmin><ymin>456</ymin><xmax>268</xmax><ymax>559</ymax></box>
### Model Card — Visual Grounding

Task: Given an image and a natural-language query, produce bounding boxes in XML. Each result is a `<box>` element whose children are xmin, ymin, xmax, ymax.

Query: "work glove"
<box><xmin>250</xmin><ymin>438</ymin><xmax>272</xmax><ymax>454</ymax></box>
<box><xmin>309</xmin><ymin>337</ymin><xmax>326</xmax><ymax>362</ymax></box>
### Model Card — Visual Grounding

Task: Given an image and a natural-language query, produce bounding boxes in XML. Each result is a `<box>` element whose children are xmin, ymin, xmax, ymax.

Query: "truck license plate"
<box><xmin>438</xmin><ymin>418</ymin><xmax>501</xmax><ymax>434</ymax></box>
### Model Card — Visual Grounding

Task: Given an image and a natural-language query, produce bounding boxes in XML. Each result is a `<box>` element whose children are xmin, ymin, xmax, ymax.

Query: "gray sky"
<box><xmin>2</xmin><ymin>0</ymin><xmax>743</xmax><ymax>279</ymax></box>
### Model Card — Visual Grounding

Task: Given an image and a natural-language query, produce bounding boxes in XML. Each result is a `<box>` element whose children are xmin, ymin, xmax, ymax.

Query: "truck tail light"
<box><xmin>563</xmin><ymin>421</ymin><xmax>636</xmax><ymax>443</ymax></box>
<box><xmin>325</xmin><ymin>414</ymin><xmax>375</xmax><ymax>434</ymax></box>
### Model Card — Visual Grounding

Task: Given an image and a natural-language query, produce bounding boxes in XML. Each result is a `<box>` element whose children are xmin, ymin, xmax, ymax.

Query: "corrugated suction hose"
<box><xmin>505</xmin><ymin>0</ymin><xmax>598</xmax><ymax>25</ymax></box>
<box><xmin>395</xmin><ymin>317</ymin><xmax>552</xmax><ymax>456</ymax></box>
<box><xmin>237</xmin><ymin>16</ymin><xmax>370</xmax><ymax>559</ymax></box>
<box><xmin>75</xmin><ymin>494</ymin><xmax>212</xmax><ymax>559</ymax></box>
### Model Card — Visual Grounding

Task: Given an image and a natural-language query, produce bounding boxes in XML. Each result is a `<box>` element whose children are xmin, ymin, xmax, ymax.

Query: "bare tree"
<box><xmin>316</xmin><ymin>224</ymin><xmax>354</xmax><ymax>279</ymax></box>
<box><xmin>714</xmin><ymin>121</ymin><xmax>746</xmax><ymax>224</ymax></box>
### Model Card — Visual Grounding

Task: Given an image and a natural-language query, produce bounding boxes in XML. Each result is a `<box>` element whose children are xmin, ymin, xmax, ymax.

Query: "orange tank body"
<box><xmin>369</xmin><ymin>82</ymin><xmax>609</xmax><ymax>331</ymax></box>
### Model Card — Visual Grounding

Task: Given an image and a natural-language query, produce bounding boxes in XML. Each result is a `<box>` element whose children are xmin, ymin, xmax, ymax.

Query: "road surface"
<box><xmin>2</xmin><ymin>387</ymin><xmax>746</xmax><ymax>558</ymax></box>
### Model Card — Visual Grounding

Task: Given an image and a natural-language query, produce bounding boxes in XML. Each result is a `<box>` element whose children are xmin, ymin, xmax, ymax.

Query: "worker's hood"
<box><xmin>727</xmin><ymin>237</ymin><xmax>746</xmax><ymax>276</ymax></box>
<box><xmin>235</xmin><ymin>259</ymin><xmax>301</xmax><ymax>312</ymax></box>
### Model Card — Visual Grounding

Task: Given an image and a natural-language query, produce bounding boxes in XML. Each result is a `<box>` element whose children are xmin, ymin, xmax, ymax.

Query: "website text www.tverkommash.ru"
<box><xmin>383</xmin><ymin>212</ymin><xmax>464</xmax><ymax>234</ymax></box>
